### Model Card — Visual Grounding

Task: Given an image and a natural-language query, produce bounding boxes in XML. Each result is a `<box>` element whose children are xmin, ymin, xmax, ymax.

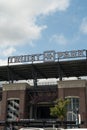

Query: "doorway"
<box><xmin>37</xmin><ymin>106</ymin><xmax>51</xmax><ymax>119</ymax></box>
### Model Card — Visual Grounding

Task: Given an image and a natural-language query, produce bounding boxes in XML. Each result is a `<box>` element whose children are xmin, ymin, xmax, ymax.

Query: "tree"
<box><xmin>50</xmin><ymin>98</ymin><xmax>70</xmax><ymax>127</ymax></box>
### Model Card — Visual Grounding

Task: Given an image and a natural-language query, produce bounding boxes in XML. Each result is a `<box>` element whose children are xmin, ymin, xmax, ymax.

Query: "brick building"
<box><xmin>0</xmin><ymin>79</ymin><xmax>87</xmax><ymax>129</ymax></box>
<box><xmin>0</xmin><ymin>49</ymin><xmax>87</xmax><ymax>129</ymax></box>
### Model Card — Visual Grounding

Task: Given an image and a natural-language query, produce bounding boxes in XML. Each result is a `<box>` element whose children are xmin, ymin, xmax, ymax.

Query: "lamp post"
<box><xmin>76</xmin><ymin>108</ymin><xmax>80</xmax><ymax>128</ymax></box>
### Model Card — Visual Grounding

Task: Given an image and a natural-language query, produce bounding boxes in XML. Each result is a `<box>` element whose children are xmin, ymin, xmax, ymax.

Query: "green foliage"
<box><xmin>50</xmin><ymin>98</ymin><xmax>70</xmax><ymax>121</ymax></box>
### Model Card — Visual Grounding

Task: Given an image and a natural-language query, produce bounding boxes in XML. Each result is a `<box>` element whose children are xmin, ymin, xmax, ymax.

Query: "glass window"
<box><xmin>65</xmin><ymin>96</ymin><xmax>80</xmax><ymax>121</ymax></box>
<box><xmin>6</xmin><ymin>98</ymin><xmax>20</xmax><ymax>121</ymax></box>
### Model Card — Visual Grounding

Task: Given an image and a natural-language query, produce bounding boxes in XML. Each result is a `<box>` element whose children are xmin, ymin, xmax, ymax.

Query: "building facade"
<box><xmin>0</xmin><ymin>79</ymin><xmax>87</xmax><ymax>129</ymax></box>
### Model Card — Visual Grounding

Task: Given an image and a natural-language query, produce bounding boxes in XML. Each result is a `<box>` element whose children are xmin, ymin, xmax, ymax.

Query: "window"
<box><xmin>65</xmin><ymin>96</ymin><xmax>79</xmax><ymax>121</ymax></box>
<box><xmin>6</xmin><ymin>98</ymin><xmax>20</xmax><ymax>120</ymax></box>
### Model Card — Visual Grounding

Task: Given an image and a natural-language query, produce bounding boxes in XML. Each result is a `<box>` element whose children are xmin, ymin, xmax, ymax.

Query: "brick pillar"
<box><xmin>1</xmin><ymin>91</ymin><xmax>7</xmax><ymax>120</ymax></box>
<box><xmin>19</xmin><ymin>90</ymin><xmax>26</xmax><ymax>119</ymax></box>
<box><xmin>58</xmin><ymin>81</ymin><xmax>64</xmax><ymax>98</ymax></box>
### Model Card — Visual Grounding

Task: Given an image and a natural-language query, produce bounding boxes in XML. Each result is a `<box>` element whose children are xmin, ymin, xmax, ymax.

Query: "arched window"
<box><xmin>6</xmin><ymin>98</ymin><xmax>20</xmax><ymax>120</ymax></box>
<box><xmin>65</xmin><ymin>96</ymin><xmax>80</xmax><ymax>121</ymax></box>
<box><xmin>6</xmin><ymin>98</ymin><xmax>20</xmax><ymax>130</ymax></box>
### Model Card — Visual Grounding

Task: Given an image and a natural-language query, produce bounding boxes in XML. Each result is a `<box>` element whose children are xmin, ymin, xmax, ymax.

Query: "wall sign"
<box><xmin>8</xmin><ymin>49</ymin><xmax>86</xmax><ymax>64</ymax></box>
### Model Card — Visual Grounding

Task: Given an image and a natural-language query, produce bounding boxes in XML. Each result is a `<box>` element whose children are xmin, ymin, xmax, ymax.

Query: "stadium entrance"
<box><xmin>28</xmin><ymin>85</ymin><xmax>58</xmax><ymax>119</ymax></box>
<box><xmin>37</xmin><ymin>105</ymin><xmax>51</xmax><ymax>119</ymax></box>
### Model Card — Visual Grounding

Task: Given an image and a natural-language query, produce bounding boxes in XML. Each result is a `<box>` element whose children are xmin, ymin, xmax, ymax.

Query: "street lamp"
<box><xmin>76</xmin><ymin>108</ymin><xmax>81</xmax><ymax>128</ymax></box>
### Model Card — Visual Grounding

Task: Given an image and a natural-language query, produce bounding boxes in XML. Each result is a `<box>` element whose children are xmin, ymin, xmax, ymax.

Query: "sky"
<box><xmin>0</xmin><ymin>0</ymin><xmax>87</xmax><ymax>65</ymax></box>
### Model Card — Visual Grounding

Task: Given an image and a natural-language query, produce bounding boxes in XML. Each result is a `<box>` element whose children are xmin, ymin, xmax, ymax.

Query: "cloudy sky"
<box><xmin>0</xmin><ymin>0</ymin><xmax>87</xmax><ymax>65</ymax></box>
